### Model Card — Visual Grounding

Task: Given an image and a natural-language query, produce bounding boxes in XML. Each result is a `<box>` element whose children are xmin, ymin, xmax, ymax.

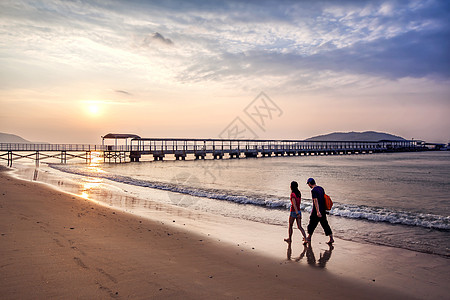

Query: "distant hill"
<box><xmin>305</xmin><ymin>131</ymin><xmax>406</xmax><ymax>142</ymax></box>
<box><xmin>0</xmin><ymin>132</ymin><xmax>31</xmax><ymax>143</ymax></box>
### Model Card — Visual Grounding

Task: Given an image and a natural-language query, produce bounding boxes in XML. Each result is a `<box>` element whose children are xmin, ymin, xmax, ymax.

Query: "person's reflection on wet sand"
<box><xmin>287</xmin><ymin>243</ymin><xmax>308</xmax><ymax>262</ymax></box>
<box><xmin>287</xmin><ymin>242</ymin><xmax>292</xmax><ymax>260</ymax></box>
<box><xmin>294</xmin><ymin>244</ymin><xmax>307</xmax><ymax>262</ymax></box>
<box><xmin>318</xmin><ymin>244</ymin><xmax>334</xmax><ymax>268</ymax></box>
<box><xmin>305</xmin><ymin>244</ymin><xmax>316</xmax><ymax>265</ymax></box>
<box><xmin>286</xmin><ymin>243</ymin><xmax>334</xmax><ymax>268</ymax></box>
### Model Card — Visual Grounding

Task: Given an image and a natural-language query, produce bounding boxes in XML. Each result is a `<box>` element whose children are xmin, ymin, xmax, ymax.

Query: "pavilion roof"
<box><xmin>102</xmin><ymin>133</ymin><xmax>141</xmax><ymax>139</ymax></box>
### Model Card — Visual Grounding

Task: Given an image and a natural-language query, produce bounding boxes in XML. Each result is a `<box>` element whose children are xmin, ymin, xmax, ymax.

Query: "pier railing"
<box><xmin>0</xmin><ymin>144</ymin><xmax>133</xmax><ymax>151</ymax></box>
<box><xmin>0</xmin><ymin>143</ymin><xmax>102</xmax><ymax>151</ymax></box>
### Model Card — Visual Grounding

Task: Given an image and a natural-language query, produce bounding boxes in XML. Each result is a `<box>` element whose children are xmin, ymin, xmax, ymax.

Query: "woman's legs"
<box><xmin>284</xmin><ymin>216</ymin><xmax>295</xmax><ymax>243</ymax></box>
<box><xmin>285</xmin><ymin>215</ymin><xmax>307</xmax><ymax>243</ymax></box>
<box><xmin>295</xmin><ymin>216</ymin><xmax>307</xmax><ymax>241</ymax></box>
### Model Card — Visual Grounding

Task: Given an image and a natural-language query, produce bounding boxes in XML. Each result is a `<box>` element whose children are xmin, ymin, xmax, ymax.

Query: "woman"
<box><xmin>284</xmin><ymin>181</ymin><xmax>307</xmax><ymax>244</ymax></box>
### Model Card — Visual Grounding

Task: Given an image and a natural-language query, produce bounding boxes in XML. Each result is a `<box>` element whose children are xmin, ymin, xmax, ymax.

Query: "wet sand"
<box><xmin>0</xmin><ymin>166</ymin><xmax>448</xmax><ymax>299</ymax></box>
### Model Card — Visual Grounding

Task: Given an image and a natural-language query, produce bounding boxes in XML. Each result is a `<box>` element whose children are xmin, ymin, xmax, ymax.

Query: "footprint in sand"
<box><xmin>73</xmin><ymin>257</ymin><xmax>88</xmax><ymax>269</ymax></box>
<box><xmin>53</xmin><ymin>238</ymin><xmax>64</xmax><ymax>247</ymax></box>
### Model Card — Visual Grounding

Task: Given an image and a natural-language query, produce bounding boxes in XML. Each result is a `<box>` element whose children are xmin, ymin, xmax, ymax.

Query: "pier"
<box><xmin>0</xmin><ymin>144</ymin><xmax>105</xmax><ymax>167</ymax></box>
<box><xmin>127</xmin><ymin>138</ymin><xmax>425</xmax><ymax>162</ymax></box>
<box><xmin>1</xmin><ymin>136</ymin><xmax>428</xmax><ymax>166</ymax></box>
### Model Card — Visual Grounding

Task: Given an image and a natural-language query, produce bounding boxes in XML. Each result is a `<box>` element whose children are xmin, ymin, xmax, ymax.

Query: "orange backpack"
<box><xmin>324</xmin><ymin>193</ymin><xmax>333</xmax><ymax>210</ymax></box>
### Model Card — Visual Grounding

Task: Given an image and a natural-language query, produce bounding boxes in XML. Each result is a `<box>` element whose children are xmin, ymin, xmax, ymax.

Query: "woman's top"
<box><xmin>290</xmin><ymin>192</ymin><xmax>301</xmax><ymax>212</ymax></box>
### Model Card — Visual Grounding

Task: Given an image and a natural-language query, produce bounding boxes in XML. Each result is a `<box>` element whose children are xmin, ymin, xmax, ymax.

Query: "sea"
<box><xmin>12</xmin><ymin>151</ymin><xmax>450</xmax><ymax>257</ymax></box>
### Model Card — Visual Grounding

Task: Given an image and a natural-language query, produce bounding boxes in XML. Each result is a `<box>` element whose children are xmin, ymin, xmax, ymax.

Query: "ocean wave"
<box><xmin>330</xmin><ymin>205</ymin><xmax>449</xmax><ymax>230</ymax></box>
<box><xmin>50</xmin><ymin>164</ymin><xmax>450</xmax><ymax>231</ymax></box>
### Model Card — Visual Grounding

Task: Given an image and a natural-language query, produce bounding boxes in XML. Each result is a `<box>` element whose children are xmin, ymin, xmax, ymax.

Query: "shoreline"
<box><xmin>17</xmin><ymin>161</ymin><xmax>450</xmax><ymax>258</ymax></box>
<box><xmin>1</xmin><ymin>166</ymin><xmax>449</xmax><ymax>299</ymax></box>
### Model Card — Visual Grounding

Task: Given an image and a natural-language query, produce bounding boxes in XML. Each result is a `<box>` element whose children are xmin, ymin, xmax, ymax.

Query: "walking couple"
<box><xmin>284</xmin><ymin>178</ymin><xmax>334</xmax><ymax>245</ymax></box>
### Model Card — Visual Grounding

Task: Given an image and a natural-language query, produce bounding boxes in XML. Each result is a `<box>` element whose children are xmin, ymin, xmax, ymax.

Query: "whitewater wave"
<box><xmin>50</xmin><ymin>164</ymin><xmax>449</xmax><ymax>231</ymax></box>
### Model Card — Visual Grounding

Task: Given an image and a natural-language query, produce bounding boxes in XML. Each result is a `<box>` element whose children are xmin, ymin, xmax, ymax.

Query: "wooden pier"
<box><xmin>0</xmin><ymin>144</ymin><xmax>106</xmax><ymax>166</ymax></box>
<box><xmin>0</xmin><ymin>138</ymin><xmax>427</xmax><ymax>166</ymax></box>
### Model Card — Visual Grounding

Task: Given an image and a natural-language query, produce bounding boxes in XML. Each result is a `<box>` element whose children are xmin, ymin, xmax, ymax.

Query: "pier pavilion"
<box><xmin>102</xmin><ymin>133</ymin><xmax>140</xmax><ymax>163</ymax></box>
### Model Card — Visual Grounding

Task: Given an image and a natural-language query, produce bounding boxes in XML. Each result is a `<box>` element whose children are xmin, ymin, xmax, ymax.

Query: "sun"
<box><xmin>86</xmin><ymin>103</ymin><xmax>101</xmax><ymax>116</ymax></box>
<box><xmin>88</xmin><ymin>104</ymin><xmax>99</xmax><ymax>115</ymax></box>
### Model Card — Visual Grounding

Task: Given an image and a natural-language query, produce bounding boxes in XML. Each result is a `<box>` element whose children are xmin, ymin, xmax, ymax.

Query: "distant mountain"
<box><xmin>0</xmin><ymin>132</ymin><xmax>31</xmax><ymax>143</ymax></box>
<box><xmin>305</xmin><ymin>131</ymin><xmax>406</xmax><ymax>142</ymax></box>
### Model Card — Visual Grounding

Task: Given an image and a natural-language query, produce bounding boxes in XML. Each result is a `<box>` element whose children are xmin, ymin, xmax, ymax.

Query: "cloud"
<box><xmin>115</xmin><ymin>90</ymin><xmax>132</xmax><ymax>96</ymax></box>
<box><xmin>142</xmin><ymin>32</ymin><xmax>174</xmax><ymax>47</ymax></box>
<box><xmin>2</xmin><ymin>0</ymin><xmax>449</xmax><ymax>92</ymax></box>
<box><xmin>325</xmin><ymin>29</ymin><xmax>450</xmax><ymax>79</ymax></box>
<box><xmin>174</xmin><ymin>0</ymin><xmax>450</xmax><ymax>89</ymax></box>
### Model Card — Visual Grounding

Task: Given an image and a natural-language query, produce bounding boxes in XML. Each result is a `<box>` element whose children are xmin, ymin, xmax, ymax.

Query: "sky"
<box><xmin>0</xmin><ymin>0</ymin><xmax>449</xmax><ymax>144</ymax></box>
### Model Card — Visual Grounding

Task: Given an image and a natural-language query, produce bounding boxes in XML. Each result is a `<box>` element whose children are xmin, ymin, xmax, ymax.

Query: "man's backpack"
<box><xmin>324</xmin><ymin>193</ymin><xmax>333</xmax><ymax>210</ymax></box>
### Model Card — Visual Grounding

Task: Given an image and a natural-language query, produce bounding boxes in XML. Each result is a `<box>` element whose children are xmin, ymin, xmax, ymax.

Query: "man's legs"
<box><xmin>319</xmin><ymin>215</ymin><xmax>334</xmax><ymax>244</ymax></box>
<box><xmin>306</xmin><ymin>214</ymin><xmax>319</xmax><ymax>243</ymax></box>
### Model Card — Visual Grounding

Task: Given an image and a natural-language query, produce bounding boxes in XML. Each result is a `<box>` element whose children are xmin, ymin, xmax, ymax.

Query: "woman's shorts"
<box><xmin>290</xmin><ymin>211</ymin><xmax>301</xmax><ymax>218</ymax></box>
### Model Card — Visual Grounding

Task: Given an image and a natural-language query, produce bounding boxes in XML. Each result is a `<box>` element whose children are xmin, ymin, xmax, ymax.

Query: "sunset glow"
<box><xmin>88</xmin><ymin>104</ymin><xmax>100</xmax><ymax>116</ymax></box>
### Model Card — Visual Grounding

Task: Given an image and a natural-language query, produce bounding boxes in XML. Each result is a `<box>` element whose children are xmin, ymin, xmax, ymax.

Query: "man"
<box><xmin>306</xmin><ymin>178</ymin><xmax>334</xmax><ymax>245</ymax></box>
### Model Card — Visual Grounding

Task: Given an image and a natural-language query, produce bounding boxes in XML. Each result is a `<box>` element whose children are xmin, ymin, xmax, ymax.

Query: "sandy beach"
<box><xmin>0</xmin><ymin>166</ymin><xmax>448</xmax><ymax>299</ymax></box>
